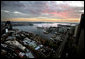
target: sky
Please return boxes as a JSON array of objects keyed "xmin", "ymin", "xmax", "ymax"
[{"xmin": 1, "ymin": 1, "xmax": 84, "ymax": 22}]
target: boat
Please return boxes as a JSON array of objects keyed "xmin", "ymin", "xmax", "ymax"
[
  {"xmin": 51, "ymin": 34, "xmax": 56, "ymax": 38},
  {"xmin": 43, "ymin": 30, "xmax": 49, "ymax": 34}
]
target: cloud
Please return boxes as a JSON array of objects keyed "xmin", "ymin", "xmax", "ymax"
[
  {"xmin": 79, "ymin": 10, "xmax": 84, "ymax": 13},
  {"xmin": 2, "ymin": 10, "xmax": 10, "ymax": 13},
  {"xmin": 13, "ymin": 11, "xmax": 28, "ymax": 15},
  {"xmin": 55, "ymin": 1, "xmax": 84, "ymax": 7},
  {"xmin": 68, "ymin": 1, "xmax": 84, "ymax": 7},
  {"xmin": 1, "ymin": 1, "xmax": 84, "ymax": 21}
]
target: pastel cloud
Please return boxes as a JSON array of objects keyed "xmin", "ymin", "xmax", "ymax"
[{"xmin": 1, "ymin": 1, "xmax": 84, "ymax": 22}]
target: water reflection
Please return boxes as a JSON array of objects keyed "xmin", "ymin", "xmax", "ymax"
[{"xmin": 13, "ymin": 23, "xmax": 77, "ymax": 40}]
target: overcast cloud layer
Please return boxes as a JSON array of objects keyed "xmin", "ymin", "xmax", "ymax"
[{"xmin": 1, "ymin": 1, "xmax": 84, "ymax": 21}]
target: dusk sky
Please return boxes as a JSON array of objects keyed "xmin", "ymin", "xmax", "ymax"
[{"xmin": 1, "ymin": 1, "xmax": 84, "ymax": 22}]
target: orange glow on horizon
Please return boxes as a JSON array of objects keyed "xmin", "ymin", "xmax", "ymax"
[{"xmin": 2, "ymin": 18, "xmax": 80, "ymax": 22}]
